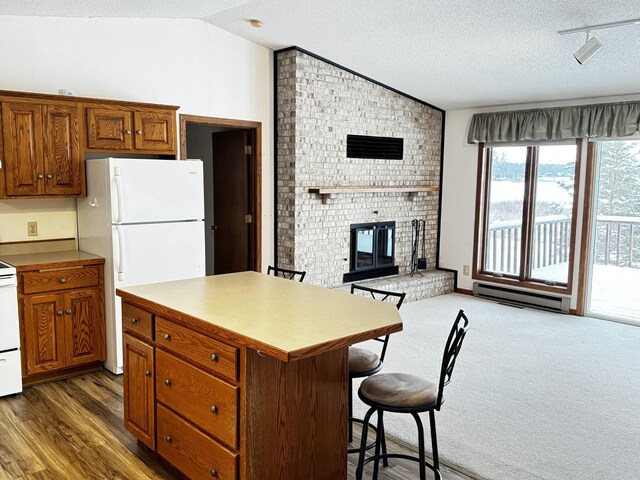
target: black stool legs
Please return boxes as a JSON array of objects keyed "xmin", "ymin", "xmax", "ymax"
[{"xmin": 355, "ymin": 406, "xmax": 442, "ymax": 480}]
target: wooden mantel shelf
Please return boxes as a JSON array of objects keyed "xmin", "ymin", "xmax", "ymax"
[{"xmin": 308, "ymin": 186, "xmax": 440, "ymax": 194}]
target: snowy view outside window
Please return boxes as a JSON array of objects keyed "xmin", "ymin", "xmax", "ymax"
[{"xmin": 484, "ymin": 145, "xmax": 576, "ymax": 284}]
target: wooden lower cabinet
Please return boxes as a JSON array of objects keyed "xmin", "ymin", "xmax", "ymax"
[
  {"xmin": 121, "ymin": 300, "xmax": 348, "ymax": 480},
  {"xmin": 18, "ymin": 258, "xmax": 106, "ymax": 385},
  {"xmin": 123, "ymin": 333, "xmax": 155, "ymax": 450}
]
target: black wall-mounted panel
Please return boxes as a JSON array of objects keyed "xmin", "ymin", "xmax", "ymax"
[{"xmin": 346, "ymin": 134, "xmax": 403, "ymax": 160}]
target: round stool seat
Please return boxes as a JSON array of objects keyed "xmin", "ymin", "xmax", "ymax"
[
  {"xmin": 360, "ymin": 373, "xmax": 438, "ymax": 409},
  {"xmin": 349, "ymin": 346, "xmax": 381, "ymax": 375}
]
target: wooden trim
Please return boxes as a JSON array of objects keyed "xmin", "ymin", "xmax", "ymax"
[
  {"xmin": 0, "ymin": 237, "xmax": 76, "ymax": 246},
  {"xmin": 22, "ymin": 361, "xmax": 103, "ymax": 387},
  {"xmin": 308, "ymin": 186, "xmax": 439, "ymax": 194},
  {"xmin": 472, "ymin": 272, "xmax": 572, "ymax": 295},
  {"xmin": 576, "ymin": 141, "xmax": 597, "ymax": 316},
  {"xmin": 472, "ymin": 144, "xmax": 486, "ymax": 278},
  {"xmin": 0, "ymin": 89, "xmax": 178, "ymax": 110},
  {"xmin": 520, "ymin": 146, "xmax": 536, "ymax": 282},
  {"xmin": 456, "ymin": 287, "xmax": 474, "ymax": 296},
  {"xmin": 179, "ymin": 114, "xmax": 263, "ymax": 273}
]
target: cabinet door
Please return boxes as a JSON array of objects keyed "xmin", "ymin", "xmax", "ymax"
[
  {"xmin": 133, "ymin": 110, "xmax": 175, "ymax": 152},
  {"xmin": 2, "ymin": 102, "xmax": 44, "ymax": 196},
  {"xmin": 63, "ymin": 288, "xmax": 105, "ymax": 367},
  {"xmin": 23, "ymin": 293, "xmax": 65, "ymax": 375},
  {"xmin": 86, "ymin": 107, "xmax": 132, "ymax": 150},
  {"xmin": 43, "ymin": 103, "xmax": 82, "ymax": 195},
  {"xmin": 123, "ymin": 333, "xmax": 155, "ymax": 450}
]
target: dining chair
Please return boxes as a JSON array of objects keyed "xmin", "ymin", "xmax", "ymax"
[
  {"xmin": 355, "ymin": 309, "xmax": 470, "ymax": 480},
  {"xmin": 266, "ymin": 265, "xmax": 307, "ymax": 282},
  {"xmin": 348, "ymin": 284, "xmax": 406, "ymax": 458}
]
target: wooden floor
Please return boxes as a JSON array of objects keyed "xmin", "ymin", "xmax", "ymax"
[{"xmin": 0, "ymin": 371, "xmax": 474, "ymax": 480}]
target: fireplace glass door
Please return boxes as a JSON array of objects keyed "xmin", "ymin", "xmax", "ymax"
[{"xmin": 346, "ymin": 222, "xmax": 398, "ymax": 282}]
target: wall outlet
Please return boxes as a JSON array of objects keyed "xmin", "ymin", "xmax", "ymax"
[
  {"xmin": 27, "ymin": 221, "xmax": 38, "ymax": 237},
  {"xmin": 463, "ymin": 264, "xmax": 470, "ymax": 276}
]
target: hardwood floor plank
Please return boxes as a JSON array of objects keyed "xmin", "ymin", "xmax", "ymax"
[{"xmin": 0, "ymin": 371, "xmax": 476, "ymax": 480}]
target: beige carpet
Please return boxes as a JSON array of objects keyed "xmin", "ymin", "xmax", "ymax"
[{"xmin": 352, "ymin": 294, "xmax": 640, "ymax": 480}]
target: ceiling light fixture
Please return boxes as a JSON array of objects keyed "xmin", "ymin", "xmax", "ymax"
[
  {"xmin": 558, "ymin": 17, "xmax": 640, "ymax": 65},
  {"xmin": 249, "ymin": 18, "xmax": 263, "ymax": 28},
  {"xmin": 573, "ymin": 31, "xmax": 603, "ymax": 64}
]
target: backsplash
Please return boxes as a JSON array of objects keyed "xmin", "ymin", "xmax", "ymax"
[
  {"xmin": 275, "ymin": 49, "xmax": 443, "ymax": 287},
  {"xmin": 0, "ymin": 198, "xmax": 77, "ymax": 243}
]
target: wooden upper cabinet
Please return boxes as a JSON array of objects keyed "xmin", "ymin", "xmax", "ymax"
[
  {"xmin": 86, "ymin": 106, "xmax": 177, "ymax": 155},
  {"xmin": 2, "ymin": 102, "xmax": 45, "ymax": 196},
  {"xmin": 86, "ymin": 107, "xmax": 133, "ymax": 150},
  {"xmin": 1, "ymin": 99, "xmax": 83, "ymax": 197},
  {"xmin": 134, "ymin": 110, "xmax": 175, "ymax": 152},
  {"xmin": 43, "ymin": 104, "xmax": 82, "ymax": 195}
]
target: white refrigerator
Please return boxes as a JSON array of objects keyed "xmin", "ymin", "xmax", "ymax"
[{"xmin": 77, "ymin": 158, "xmax": 205, "ymax": 374}]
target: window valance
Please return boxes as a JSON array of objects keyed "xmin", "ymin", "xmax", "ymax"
[{"xmin": 467, "ymin": 101, "xmax": 640, "ymax": 144}]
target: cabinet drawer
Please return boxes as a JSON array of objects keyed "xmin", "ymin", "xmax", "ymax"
[
  {"xmin": 157, "ymin": 404, "xmax": 237, "ymax": 480},
  {"xmin": 156, "ymin": 318, "xmax": 238, "ymax": 381},
  {"xmin": 22, "ymin": 266, "xmax": 99, "ymax": 294},
  {"xmin": 122, "ymin": 302, "xmax": 154, "ymax": 341},
  {"xmin": 156, "ymin": 350, "xmax": 238, "ymax": 448}
]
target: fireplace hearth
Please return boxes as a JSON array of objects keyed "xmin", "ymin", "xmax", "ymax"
[{"xmin": 344, "ymin": 221, "xmax": 399, "ymax": 283}]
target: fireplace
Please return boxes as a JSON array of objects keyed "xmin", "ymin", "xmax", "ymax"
[{"xmin": 343, "ymin": 221, "xmax": 399, "ymax": 283}]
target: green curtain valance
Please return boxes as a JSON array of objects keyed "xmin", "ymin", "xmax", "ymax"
[{"xmin": 467, "ymin": 101, "xmax": 640, "ymax": 144}]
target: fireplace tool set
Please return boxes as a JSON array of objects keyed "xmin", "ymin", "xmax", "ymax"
[{"xmin": 410, "ymin": 219, "xmax": 427, "ymax": 276}]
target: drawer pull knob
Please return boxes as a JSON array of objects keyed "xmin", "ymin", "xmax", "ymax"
[
  {"xmin": 164, "ymin": 333, "xmax": 171, "ymax": 341},
  {"xmin": 165, "ymin": 435, "xmax": 172, "ymax": 443},
  {"xmin": 210, "ymin": 405, "xmax": 218, "ymax": 414},
  {"xmin": 124, "ymin": 130, "xmax": 132, "ymax": 135},
  {"xmin": 57, "ymin": 310, "xmax": 63, "ymax": 317},
  {"xmin": 65, "ymin": 309, "xmax": 72, "ymax": 315},
  {"xmin": 164, "ymin": 379, "xmax": 171, "ymax": 387},
  {"xmin": 131, "ymin": 318, "xmax": 138, "ymax": 325},
  {"xmin": 136, "ymin": 130, "xmax": 143, "ymax": 135},
  {"xmin": 145, "ymin": 370, "xmax": 151, "ymax": 377},
  {"xmin": 210, "ymin": 469, "xmax": 218, "ymax": 477},
  {"xmin": 46, "ymin": 173, "xmax": 53, "ymax": 179},
  {"xmin": 210, "ymin": 353, "xmax": 218, "ymax": 362},
  {"xmin": 59, "ymin": 278, "xmax": 67, "ymax": 284}
]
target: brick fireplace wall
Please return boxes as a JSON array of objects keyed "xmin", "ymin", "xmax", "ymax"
[{"xmin": 276, "ymin": 49, "xmax": 445, "ymax": 288}]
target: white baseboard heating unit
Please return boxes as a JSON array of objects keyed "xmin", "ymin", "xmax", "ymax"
[{"xmin": 473, "ymin": 282, "xmax": 570, "ymax": 313}]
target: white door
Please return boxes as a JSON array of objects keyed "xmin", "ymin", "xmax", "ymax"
[{"xmin": 109, "ymin": 158, "xmax": 204, "ymax": 224}]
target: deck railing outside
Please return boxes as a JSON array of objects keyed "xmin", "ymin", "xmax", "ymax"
[{"xmin": 485, "ymin": 215, "xmax": 640, "ymax": 274}]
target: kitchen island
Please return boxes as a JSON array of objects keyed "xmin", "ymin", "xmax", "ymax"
[{"xmin": 116, "ymin": 271, "xmax": 402, "ymax": 480}]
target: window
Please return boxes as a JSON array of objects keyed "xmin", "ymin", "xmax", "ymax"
[{"xmin": 474, "ymin": 141, "xmax": 581, "ymax": 292}]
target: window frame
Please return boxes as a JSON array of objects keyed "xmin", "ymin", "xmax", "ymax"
[{"xmin": 472, "ymin": 139, "xmax": 582, "ymax": 295}]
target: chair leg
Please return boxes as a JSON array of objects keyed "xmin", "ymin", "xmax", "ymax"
[
  {"xmin": 429, "ymin": 410, "xmax": 440, "ymax": 472},
  {"xmin": 348, "ymin": 377, "xmax": 353, "ymax": 442},
  {"xmin": 372, "ymin": 410, "xmax": 384, "ymax": 480},
  {"xmin": 356, "ymin": 407, "xmax": 376, "ymax": 480},
  {"xmin": 412, "ymin": 412, "xmax": 427, "ymax": 480},
  {"xmin": 379, "ymin": 413, "xmax": 389, "ymax": 467}
]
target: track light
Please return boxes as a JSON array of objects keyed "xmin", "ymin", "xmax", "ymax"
[
  {"xmin": 574, "ymin": 32, "xmax": 603, "ymax": 64},
  {"xmin": 558, "ymin": 17, "xmax": 640, "ymax": 64}
]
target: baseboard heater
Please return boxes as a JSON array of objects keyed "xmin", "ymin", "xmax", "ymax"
[{"xmin": 473, "ymin": 282, "xmax": 570, "ymax": 313}]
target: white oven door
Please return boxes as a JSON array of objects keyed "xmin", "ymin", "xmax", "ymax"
[{"xmin": 0, "ymin": 275, "xmax": 19, "ymax": 352}]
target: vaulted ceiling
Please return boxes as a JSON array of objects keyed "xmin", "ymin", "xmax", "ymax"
[{"xmin": 2, "ymin": 0, "xmax": 640, "ymax": 110}]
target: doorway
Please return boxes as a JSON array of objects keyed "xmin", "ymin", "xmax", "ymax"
[
  {"xmin": 181, "ymin": 115, "xmax": 261, "ymax": 276},
  {"xmin": 585, "ymin": 139, "xmax": 640, "ymax": 325}
]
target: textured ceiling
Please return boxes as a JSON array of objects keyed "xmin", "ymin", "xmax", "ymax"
[{"xmin": 2, "ymin": 0, "xmax": 640, "ymax": 110}]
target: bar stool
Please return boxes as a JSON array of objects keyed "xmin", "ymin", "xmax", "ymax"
[
  {"xmin": 355, "ymin": 309, "xmax": 470, "ymax": 480},
  {"xmin": 267, "ymin": 265, "xmax": 307, "ymax": 282},
  {"xmin": 348, "ymin": 284, "xmax": 406, "ymax": 456}
]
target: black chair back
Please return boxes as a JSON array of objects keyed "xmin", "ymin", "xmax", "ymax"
[
  {"xmin": 267, "ymin": 265, "xmax": 307, "ymax": 282},
  {"xmin": 436, "ymin": 309, "xmax": 470, "ymax": 409},
  {"xmin": 350, "ymin": 284, "xmax": 406, "ymax": 363}
]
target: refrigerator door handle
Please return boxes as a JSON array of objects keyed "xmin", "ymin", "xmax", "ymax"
[
  {"xmin": 114, "ymin": 166, "xmax": 124, "ymax": 224},
  {"xmin": 115, "ymin": 226, "xmax": 126, "ymax": 281}
]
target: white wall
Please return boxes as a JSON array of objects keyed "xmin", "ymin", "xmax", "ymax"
[
  {"xmin": 0, "ymin": 16, "xmax": 273, "ymax": 268},
  {"xmin": 441, "ymin": 93, "xmax": 640, "ymax": 307}
]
